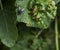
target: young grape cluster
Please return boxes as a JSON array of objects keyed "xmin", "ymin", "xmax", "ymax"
[{"xmin": 28, "ymin": 0, "xmax": 57, "ymax": 28}]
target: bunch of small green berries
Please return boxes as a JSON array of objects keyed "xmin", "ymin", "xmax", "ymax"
[{"xmin": 28, "ymin": 0, "xmax": 57, "ymax": 28}]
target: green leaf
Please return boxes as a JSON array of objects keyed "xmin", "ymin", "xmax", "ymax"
[
  {"xmin": 16, "ymin": 0, "xmax": 29, "ymax": 8},
  {"xmin": 0, "ymin": 10, "xmax": 18, "ymax": 47},
  {"xmin": 17, "ymin": 9, "xmax": 31, "ymax": 23},
  {"xmin": 0, "ymin": 0, "xmax": 18, "ymax": 47},
  {"xmin": 16, "ymin": 0, "xmax": 31, "ymax": 23}
]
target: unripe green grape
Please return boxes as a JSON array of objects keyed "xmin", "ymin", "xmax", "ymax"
[
  {"xmin": 33, "ymin": 5, "xmax": 38, "ymax": 13},
  {"xmin": 28, "ymin": 0, "xmax": 35, "ymax": 10},
  {"xmin": 38, "ymin": 4, "xmax": 45, "ymax": 11},
  {"xmin": 28, "ymin": 0, "xmax": 57, "ymax": 28},
  {"xmin": 36, "ymin": 13, "xmax": 41, "ymax": 18},
  {"xmin": 49, "ymin": 1, "xmax": 55, "ymax": 6},
  {"xmin": 36, "ymin": 0, "xmax": 51, "ymax": 4}
]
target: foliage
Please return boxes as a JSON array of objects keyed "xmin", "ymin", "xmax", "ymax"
[
  {"xmin": 0, "ymin": 0, "xmax": 60, "ymax": 50},
  {"xmin": 16, "ymin": 0, "xmax": 57, "ymax": 29}
]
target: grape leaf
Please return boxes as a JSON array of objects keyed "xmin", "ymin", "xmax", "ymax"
[
  {"xmin": 15, "ymin": 0, "xmax": 29, "ymax": 8},
  {"xmin": 0, "ymin": 10, "xmax": 18, "ymax": 47},
  {"xmin": 0, "ymin": 0, "xmax": 18, "ymax": 47}
]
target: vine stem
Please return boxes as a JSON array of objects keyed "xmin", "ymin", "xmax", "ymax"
[
  {"xmin": 55, "ymin": 17, "xmax": 59, "ymax": 50},
  {"xmin": 0, "ymin": 0, "xmax": 3, "ymax": 10},
  {"xmin": 36, "ymin": 29, "xmax": 43, "ymax": 38}
]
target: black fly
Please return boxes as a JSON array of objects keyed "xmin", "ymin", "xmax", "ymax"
[{"xmin": 17, "ymin": 7, "xmax": 24, "ymax": 15}]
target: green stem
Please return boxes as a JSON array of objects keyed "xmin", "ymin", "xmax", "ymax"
[
  {"xmin": 0, "ymin": 0, "xmax": 3, "ymax": 10},
  {"xmin": 36, "ymin": 29, "xmax": 43, "ymax": 38},
  {"xmin": 55, "ymin": 18, "xmax": 59, "ymax": 50}
]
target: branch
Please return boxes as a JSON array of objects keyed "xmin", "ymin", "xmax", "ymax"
[{"xmin": 55, "ymin": 17, "xmax": 59, "ymax": 50}]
